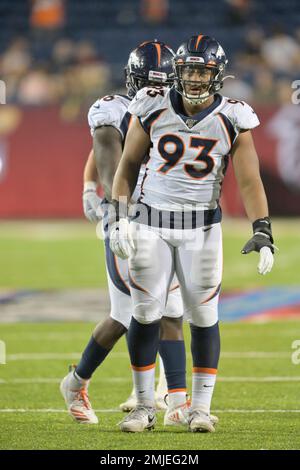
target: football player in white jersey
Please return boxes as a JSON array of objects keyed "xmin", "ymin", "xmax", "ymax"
[
  {"xmin": 110, "ymin": 34, "xmax": 275, "ymax": 433},
  {"xmin": 60, "ymin": 41, "xmax": 190, "ymax": 426}
]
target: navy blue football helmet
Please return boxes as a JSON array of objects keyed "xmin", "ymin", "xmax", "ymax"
[
  {"xmin": 125, "ymin": 40, "xmax": 175, "ymax": 98},
  {"xmin": 173, "ymin": 35, "xmax": 228, "ymax": 104}
]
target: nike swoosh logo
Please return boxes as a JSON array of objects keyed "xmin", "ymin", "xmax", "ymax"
[
  {"xmin": 93, "ymin": 104, "xmax": 100, "ymax": 109},
  {"xmin": 203, "ymin": 226, "xmax": 212, "ymax": 232},
  {"xmin": 203, "ymin": 385, "xmax": 214, "ymax": 388}
]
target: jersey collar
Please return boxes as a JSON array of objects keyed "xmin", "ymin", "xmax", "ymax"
[
  {"xmin": 169, "ymin": 88, "xmax": 222, "ymax": 128},
  {"xmin": 116, "ymin": 93, "xmax": 132, "ymax": 101}
]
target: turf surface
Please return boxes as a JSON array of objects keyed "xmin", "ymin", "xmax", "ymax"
[
  {"xmin": 1, "ymin": 321, "xmax": 300, "ymax": 450},
  {"xmin": 0, "ymin": 218, "xmax": 299, "ymax": 290},
  {"xmin": 0, "ymin": 219, "xmax": 299, "ymax": 450}
]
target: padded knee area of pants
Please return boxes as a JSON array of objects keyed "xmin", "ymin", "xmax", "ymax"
[
  {"xmin": 110, "ymin": 312, "xmax": 131, "ymax": 330},
  {"xmin": 164, "ymin": 288, "xmax": 184, "ymax": 318},
  {"xmin": 133, "ymin": 300, "xmax": 163, "ymax": 325},
  {"xmin": 186, "ymin": 304, "xmax": 218, "ymax": 328}
]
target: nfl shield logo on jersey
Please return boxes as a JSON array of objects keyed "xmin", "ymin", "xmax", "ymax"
[{"xmin": 185, "ymin": 118, "xmax": 198, "ymax": 129}]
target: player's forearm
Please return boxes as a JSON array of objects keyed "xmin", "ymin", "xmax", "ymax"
[
  {"xmin": 112, "ymin": 158, "xmax": 140, "ymax": 203},
  {"xmin": 93, "ymin": 127, "xmax": 122, "ymax": 200},
  {"xmin": 238, "ymin": 177, "xmax": 269, "ymax": 222},
  {"xmin": 96, "ymin": 160, "xmax": 116, "ymax": 200},
  {"xmin": 232, "ymin": 131, "xmax": 269, "ymax": 222},
  {"xmin": 83, "ymin": 149, "xmax": 98, "ymax": 184},
  {"xmin": 112, "ymin": 117, "xmax": 149, "ymax": 204}
]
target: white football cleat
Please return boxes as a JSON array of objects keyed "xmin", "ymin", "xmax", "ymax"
[
  {"xmin": 188, "ymin": 408, "xmax": 216, "ymax": 433},
  {"xmin": 164, "ymin": 399, "xmax": 191, "ymax": 426},
  {"xmin": 119, "ymin": 390, "xmax": 168, "ymax": 412},
  {"xmin": 119, "ymin": 389, "xmax": 137, "ymax": 412},
  {"xmin": 118, "ymin": 405, "xmax": 156, "ymax": 432},
  {"xmin": 210, "ymin": 414, "xmax": 219, "ymax": 426},
  {"xmin": 60, "ymin": 368, "xmax": 98, "ymax": 424}
]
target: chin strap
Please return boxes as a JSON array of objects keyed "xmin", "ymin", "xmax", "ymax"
[
  {"xmin": 185, "ymin": 92, "xmax": 210, "ymax": 105},
  {"xmin": 186, "ymin": 98, "xmax": 209, "ymax": 105}
]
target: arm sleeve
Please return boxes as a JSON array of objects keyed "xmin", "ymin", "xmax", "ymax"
[
  {"xmin": 88, "ymin": 96, "xmax": 128, "ymax": 138},
  {"xmin": 128, "ymin": 87, "xmax": 167, "ymax": 134},
  {"xmin": 232, "ymin": 101, "xmax": 260, "ymax": 131}
]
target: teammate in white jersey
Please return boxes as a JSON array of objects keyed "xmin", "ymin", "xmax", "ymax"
[
  {"xmin": 110, "ymin": 34, "xmax": 275, "ymax": 433},
  {"xmin": 60, "ymin": 41, "xmax": 190, "ymax": 426}
]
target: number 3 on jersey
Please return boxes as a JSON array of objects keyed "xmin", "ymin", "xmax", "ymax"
[{"xmin": 157, "ymin": 134, "xmax": 217, "ymax": 179}]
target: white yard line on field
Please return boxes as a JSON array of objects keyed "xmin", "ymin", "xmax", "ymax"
[
  {"xmin": 2, "ymin": 330, "xmax": 298, "ymax": 340},
  {"xmin": 221, "ymin": 352, "xmax": 291, "ymax": 358},
  {"xmin": 0, "ymin": 377, "xmax": 131, "ymax": 384},
  {"xmin": 0, "ymin": 408, "xmax": 299, "ymax": 414},
  {"xmin": 214, "ymin": 409, "xmax": 300, "ymax": 413},
  {"xmin": 7, "ymin": 353, "xmax": 82, "ymax": 361},
  {"xmin": 1, "ymin": 376, "xmax": 300, "ymax": 384},
  {"xmin": 5, "ymin": 351, "xmax": 291, "ymax": 361},
  {"xmin": 0, "ymin": 408, "xmax": 118, "ymax": 413}
]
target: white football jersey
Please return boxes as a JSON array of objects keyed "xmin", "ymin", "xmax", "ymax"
[
  {"xmin": 88, "ymin": 93, "xmax": 146, "ymax": 201},
  {"xmin": 128, "ymin": 87, "xmax": 260, "ymax": 210}
]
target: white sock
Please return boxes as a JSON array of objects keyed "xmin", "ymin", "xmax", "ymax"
[
  {"xmin": 132, "ymin": 365, "xmax": 156, "ymax": 408},
  {"xmin": 168, "ymin": 390, "xmax": 187, "ymax": 409},
  {"xmin": 192, "ymin": 370, "xmax": 217, "ymax": 413},
  {"xmin": 70, "ymin": 371, "xmax": 87, "ymax": 389}
]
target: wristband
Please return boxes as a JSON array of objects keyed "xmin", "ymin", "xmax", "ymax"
[
  {"xmin": 110, "ymin": 199, "xmax": 128, "ymax": 222},
  {"xmin": 83, "ymin": 181, "xmax": 97, "ymax": 192},
  {"xmin": 252, "ymin": 217, "xmax": 273, "ymax": 243}
]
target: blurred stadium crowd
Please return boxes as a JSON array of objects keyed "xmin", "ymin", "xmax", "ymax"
[{"xmin": 0, "ymin": 0, "xmax": 299, "ymax": 119}]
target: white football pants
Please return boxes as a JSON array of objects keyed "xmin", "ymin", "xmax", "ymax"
[{"xmin": 128, "ymin": 222, "xmax": 222, "ymax": 327}]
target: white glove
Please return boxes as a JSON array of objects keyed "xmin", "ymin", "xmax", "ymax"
[
  {"xmin": 257, "ymin": 246, "xmax": 274, "ymax": 275},
  {"xmin": 83, "ymin": 182, "xmax": 103, "ymax": 223},
  {"xmin": 109, "ymin": 219, "xmax": 136, "ymax": 260}
]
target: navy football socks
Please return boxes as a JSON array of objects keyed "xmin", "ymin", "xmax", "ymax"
[
  {"xmin": 76, "ymin": 336, "xmax": 111, "ymax": 380},
  {"xmin": 190, "ymin": 321, "xmax": 220, "ymax": 370},
  {"xmin": 158, "ymin": 339, "xmax": 186, "ymax": 392}
]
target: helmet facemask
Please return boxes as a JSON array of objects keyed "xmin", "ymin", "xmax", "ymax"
[
  {"xmin": 124, "ymin": 66, "xmax": 138, "ymax": 98},
  {"xmin": 174, "ymin": 63, "xmax": 225, "ymax": 105},
  {"xmin": 125, "ymin": 67, "xmax": 173, "ymax": 98}
]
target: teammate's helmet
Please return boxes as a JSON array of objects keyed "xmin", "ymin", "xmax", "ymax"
[
  {"xmin": 173, "ymin": 35, "xmax": 228, "ymax": 105},
  {"xmin": 125, "ymin": 40, "xmax": 175, "ymax": 98}
]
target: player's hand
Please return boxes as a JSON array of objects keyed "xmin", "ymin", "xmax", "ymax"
[
  {"xmin": 109, "ymin": 219, "xmax": 136, "ymax": 259},
  {"xmin": 83, "ymin": 182, "xmax": 103, "ymax": 223},
  {"xmin": 241, "ymin": 217, "xmax": 275, "ymax": 275}
]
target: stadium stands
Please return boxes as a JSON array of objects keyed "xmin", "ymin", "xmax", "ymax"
[{"xmin": 0, "ymin": 0, "xmax": 299, "ymax": 106}]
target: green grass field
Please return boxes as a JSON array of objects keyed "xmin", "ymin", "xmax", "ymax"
[
  {"xmin": 0, "ymin": 219, "xmax": 299, "ymax": 450},
  {"xmin": 0, "ymin": 218, "xmax": 299, "ymax": 290},
  {"xmin": 1, "ymin": 322, "xmax": 300, "ymax": 450}
]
